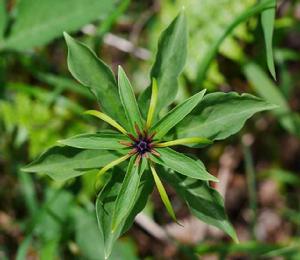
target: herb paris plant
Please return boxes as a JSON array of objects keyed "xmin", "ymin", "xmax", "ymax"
[{"xmin": 23, "ymin": 12, "xmax": 276, "ymax": 259}]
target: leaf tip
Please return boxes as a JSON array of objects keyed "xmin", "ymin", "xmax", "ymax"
[
  {"xmin": 63, "ymin": 31, "xmax": 71, "ymax": 42},
  {"xmin": 210, "ymin": 175, "xmax": 219, "ymax": 183}
]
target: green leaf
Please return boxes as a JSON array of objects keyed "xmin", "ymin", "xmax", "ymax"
[
  {"xmin": 118, "ymin": 66, "xmax": 143, "ymax": 132},
  {"xmin": 176, "ymin": 92, "xmax": 277, "ymax": 141},
  {"xmin": 111, "ymin": 157, "xmax": 146, "ymax": 232},
  {"xmin": 0, "ymin": 0, "xmax": 7, "ymax": 40},
  {"xmin": 151, "ymin": 148, "xmax": 218, "ymax": 182},
  {"xmin": 0, "ymin": 0, "xmax": 114, "ymax": 50},
  {"xmin": 139, "ymin": 11, "xmax": 187, "ymax": 116},
  {"xmin": 159, "ymin": 169, "xmax": 238, "ymax": 243},
  {"xmin": 151, "ymin": 90, "xmax": 206, "ymax": 139},
  {"xmin": 196, "ymin": 0, "xmax": 276, "ymax": 84},
  {"xmin": 64, "ymin": 33, "xmax": 127, "ymax": 127},
  {"xmin": 22, "ymin": 146, "xmax": 126, "ymax": 181},
  {"xmin": 96, "ymin": 167, "xmax": 153, "ymax": 258},
  {"xmin": 58, "ymin": 132, "xmax": 129, "ymax": 150},
  {"xmin": 244, "ymin": 62, "xmax": 300, "ymax": 136},
  {"xmin": 261, "ymin": 0, "xmax": 277, "ymax": 80}
]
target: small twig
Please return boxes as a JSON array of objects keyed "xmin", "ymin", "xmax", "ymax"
[
  {"xmin": 135, "ymin": 212, "xmax": 170, "ymax": 242},
  {"xmin": 81, "ymin": 25, "xmax": 151, "ymax": 60}
]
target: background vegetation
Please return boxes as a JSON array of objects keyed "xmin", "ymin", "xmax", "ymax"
[{"xmin": 1, "ymin": 0, "xmax": 300, "ymax": 259}]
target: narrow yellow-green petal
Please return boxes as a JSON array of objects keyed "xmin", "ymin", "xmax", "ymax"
[
  {"xmin": 84, "ymin": 110, "xmax": 127, "ymax": 135},
  {"xmin": 98, "ymin": 153, "xmax": 131, "ymax": 176},
  {"xmin": 149, "ymin": 161, "xmax": 179, "ymax": 223},
  {"xmin": 146, "ymin": 78, "xmax": 158, "ymax": 129},
  {"xmin": 155, "ymin": 137, "xmax": 212, "ymax": 147}
]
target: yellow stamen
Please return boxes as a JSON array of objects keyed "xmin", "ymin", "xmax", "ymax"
[
  {"xmin": 146, "ymin": 78, "xmax": 158, "ymax": 129},
  {"xmin": 155, "ymin": 137, "xmax": 212, "ymax": 147},
  {"xmin": 84, "ymin": 110, "xmax": 127, "ymax": 135}
]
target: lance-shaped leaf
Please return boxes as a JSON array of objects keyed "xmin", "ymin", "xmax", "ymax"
[
  {"xmin": 139, "ymin": 11, "xmax": 187, "ymax": 117},
  {"xmin": 150, "ymin": 148, "xmax": 218, "ymax": 182},
  {"xmin": 159, "ymin": 168, "xmax": 238, "ymax": 243},
  {"xmin": 96, "ymin": 167, "xmax": 153, "ymax": 258},
  {"xmin": 64, "ymin": 33, "xmax": 127, "ymax": 127},
  {"xmin": 118, "ymin": 66, "xmax": 143, "ymax": 132},
  {"xmin": 261, "ymin": 0, "xmax": 277, "ymax": 80},
  {"xmin": 151, "ymin": 90, "xmax": 206, "ymax": 139},
  {"xmin": 111, "ymin": 157, "xmax": 146, "ymax": 232},
  {"xmin": 176, "ymin": 92, "xmax": 277, "ymax": 141},
  {"xmin": 58, "ymin": 132, "xmax": 129, "ymax": 150},
  {"xmin": 22, "ymin": 146, "xmax": 126, "ymax": 181}
]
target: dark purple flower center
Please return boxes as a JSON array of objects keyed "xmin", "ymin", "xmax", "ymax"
[{"xmin": 134, "ymin": 139, "xmax": 151, "ymax": 155}]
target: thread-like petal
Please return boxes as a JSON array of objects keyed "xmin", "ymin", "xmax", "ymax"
[
  {"xmin": 146, "ymin": 78, "xmax": 158, "ymax": 129},
  {"xmin": 84, "ymin": 110, "xmax": 127, "ymax": 135},
  {"xmin": 155, "ymin": 137, "xmax": 212, "ymax": 147}
]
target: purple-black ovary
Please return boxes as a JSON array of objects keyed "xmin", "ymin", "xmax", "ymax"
[{"xmin": 134, "ymin": 139, "xmax": 151, "ymax": 155}]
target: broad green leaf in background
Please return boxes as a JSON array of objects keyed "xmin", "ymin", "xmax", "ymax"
[
  {"xmin": 111, "ymin": 158, "xmax": 146, "ymax": 232},
  {"xmin": 0, "ymin": 0, "xmax": 7, "ymax": 40},
  {"xmin": 159, "ymin": 169, "xmax": 238, "ymax": 243},
  {"xmin": 244, "ymin": 62, "xmax": 300, "ymax": 136},
  {"xmin": 96, "ymin": 168, "xmax": 153, "ymax": 258},
  {"xmin": 151, "ymin": 90, "xmax": 206, "ymax": 139},
  {"xmin": 151, "ymin": 148, "xmax": 218, "ymax": 182},
  {"xmin": 64, "ymin": 33, "xmax": 128, "ymax": 127},
  {"xmin": 196, "ymin": 0, "xmax": 276, "ymax": 85},
  {"xmin": 139, "ymin": 11, "xmax": 187, "ymax": 117},
  {"xmin": 196, "ymin": 241, "xmax": 284, "ymax": 257},
  {"xmin": 176, "ymin": 92, "xmax": 277, "ymax": 141},
  {"xmin": 0, "ymin": 0, "xmax": 114, "ymax": 50},
  {"xmin": 73, "ymin": 207, "xmax": 105, "ymax": 259},
  {"xmin": 153, "ymin": 0, "xmax": 255, "ymax": 88},
  {"xmin": 118, "ymin": 66, "xmax": 143, "ymax": 132},
  {"xmin": 58, "ymin": 132, "xmax": 129, "ymax": 150},
  {"xmin": 36, "ymin": 72, "xmax": 94, "ymax": 99},
  {"xmin": 261, "ymin": 0, "xmax": 277, "ymax": 80},
  {"xmin": 22, "ymin": 147, "xmax": 126, "ymax": 181}
]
